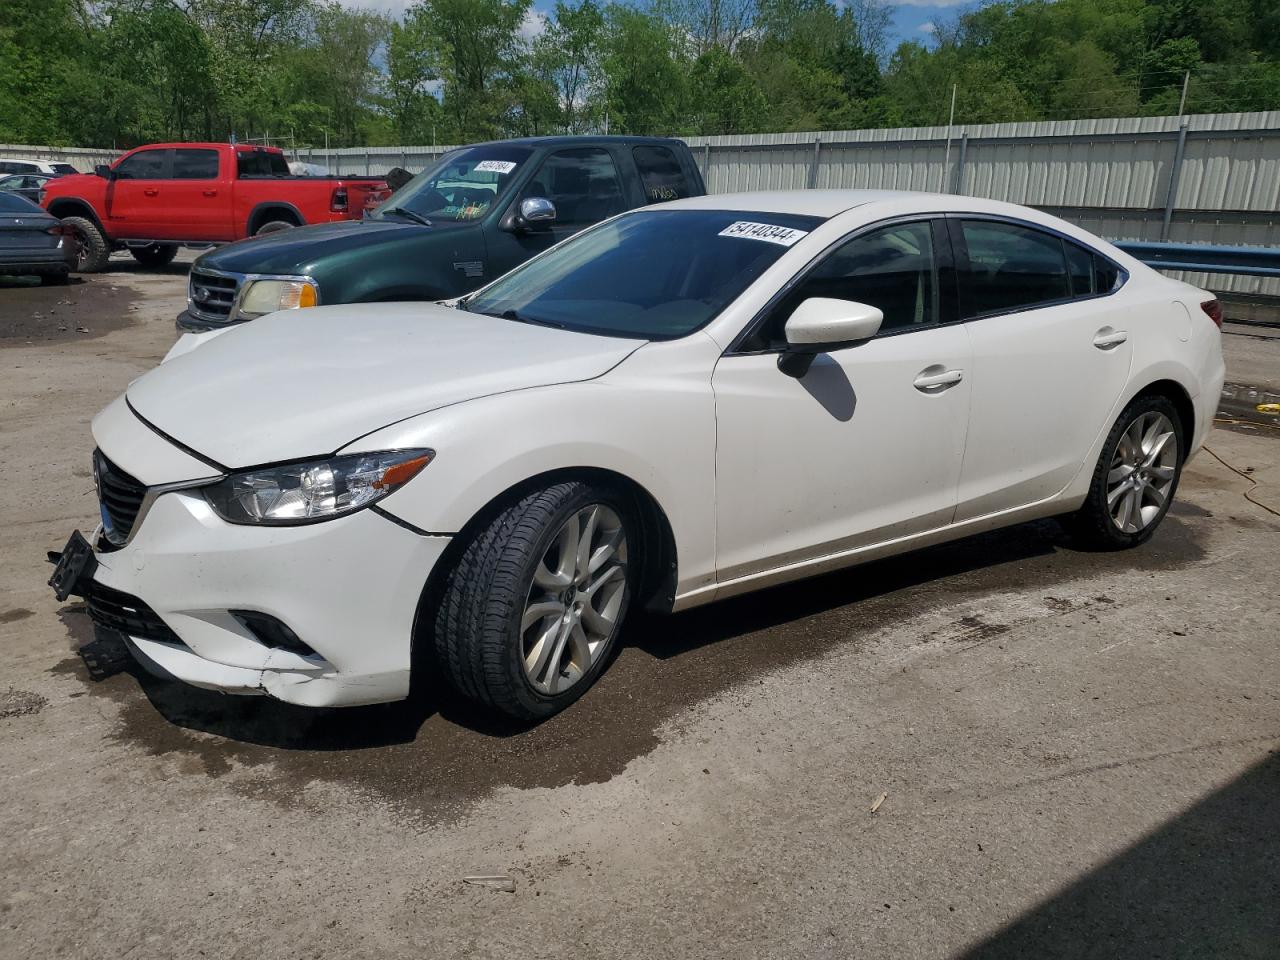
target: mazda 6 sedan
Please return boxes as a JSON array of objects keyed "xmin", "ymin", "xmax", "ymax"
[{"xmin": 49, "ymin": 190, "xmax": 1226, "ymax": 720}]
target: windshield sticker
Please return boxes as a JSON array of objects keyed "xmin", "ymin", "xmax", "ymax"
[
  {"xmin": 474, "ymin": 160, "xmax": 518, "ymax": 174},
  {"xmin": 718, "ymin": 221, "xmax": 809, "ymax": 246}
]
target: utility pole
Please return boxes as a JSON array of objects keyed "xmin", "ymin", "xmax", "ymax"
[
  {"xmin": 940, "ymin": 83, "xmax": 958, "ymax": 193},
  {"xmin": 1178, "ymin": 70, "xmax": 1191, "ymax": 117}
]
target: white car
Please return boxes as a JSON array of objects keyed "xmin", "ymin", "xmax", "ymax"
[
  {"xmin": 0, "ymin": 157, "xmax": 79, "ymax": 177},
  {"xmin": 49, "ymin": 190, "xmax": 1226, "ymax": 720}
]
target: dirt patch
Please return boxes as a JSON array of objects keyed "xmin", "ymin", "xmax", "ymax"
[
  {"xmin": 0, "ymin": 274, "xmax": 138, "ymax": 344},
  {"xmin": 0, "ymin": 687, "xmax": 48, "ymax": 719},
  {"xmin": 50, "ymin": 514, "xmax": 1207, "ymax": 824}
]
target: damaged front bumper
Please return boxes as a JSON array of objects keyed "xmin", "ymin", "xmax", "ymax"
[{"xmin": 50, "ymin": 490, "xmax": 450, "ymax": 708}]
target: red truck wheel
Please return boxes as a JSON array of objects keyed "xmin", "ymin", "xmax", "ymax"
[
  {"xmin": 63, "ymin": 216, "xmax": 110, "ymax": 273},
  {"xmin": 130, "ymin": 244, "xmax": 179, "ymax": 268},
  {"xmin": 256, "ymin": 220, "xmax": 296, "ymax": 236}
]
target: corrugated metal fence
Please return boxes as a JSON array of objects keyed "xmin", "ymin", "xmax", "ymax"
[{"xmin": 5, "ymin": 110, "xmax": 1279, "ymax": 297}]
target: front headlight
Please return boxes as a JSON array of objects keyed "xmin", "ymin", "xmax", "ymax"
[
  {"xmin": 237, "ymin": 278, "xmax": 319, "ymax": 319},
  {"xmin": 204, "ymin": 450, "xmax": 432, "ymax": 525}
]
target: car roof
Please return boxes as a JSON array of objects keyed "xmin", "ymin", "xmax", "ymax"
[
  {"xmin": 467, "ymin": 135, "xmax": 687, "ymax": 150},
  {"xmin": 658, "ymin": 190, "xmax": 924, "ymax": 218}
]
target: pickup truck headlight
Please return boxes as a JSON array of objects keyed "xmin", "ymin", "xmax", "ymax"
[
  {"xmin": 237, "ymin": 278, "xmax": 319, "ymax": 319},
  {"xmin": 204, "ymin": 450, "xmax": 432, "ymax": 525}
]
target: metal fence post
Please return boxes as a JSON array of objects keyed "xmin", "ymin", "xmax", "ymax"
[
  {"xmin": 365, "ymin": 150, "xmax": 371, "ymax": 176},
  {"xmin": 951, "ymin": 133, "xmax": 969, "ymax": 195},
  {"xmin": 1161, "ymin": 119, "xmax": 1189, "ymax": 241},
  {"xmin": 808, "ymin": 137, "xmax": 822, "ymax": 189}
]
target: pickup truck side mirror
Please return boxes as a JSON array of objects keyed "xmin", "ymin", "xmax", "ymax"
[
  {"xmin": 502, "ymin": 196, "xmax": 557, "ymax": 233},
  {"xmin": 778, "ymin": 297, "xmax": 883, "ymax": 377},
  {"xmin": 94, "ymin": 164, "xmax": 114, "ymax": 180}
]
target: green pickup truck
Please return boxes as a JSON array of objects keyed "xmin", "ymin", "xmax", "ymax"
[{"xmin": 178, "ymin": 135, "xmax": 706, "ymax": 331}]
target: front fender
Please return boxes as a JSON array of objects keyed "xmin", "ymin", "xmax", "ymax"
[{"xmin": 341, "ymin": 336, "xmax": 721, "ymax": 601}]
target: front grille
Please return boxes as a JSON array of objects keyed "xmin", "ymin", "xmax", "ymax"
[
  {"xmin": 94, "ymin": 450, "xmax": 147, "ymax": 548},
  {"xmin": 187, "ymin": 269, "xmax": 241, "ymax": 323},
  {"xmin": 88, "ymin": 583, "xmax": 182, "ymax": 645}
]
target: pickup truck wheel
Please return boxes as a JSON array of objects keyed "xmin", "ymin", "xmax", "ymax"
[
  {"xmin": 255, "ymin": 220, "xmax": 296, "ymax": 236},
  {"xmin": 130, "ymin": 243, "xmax": 178, "ymax": 268},
  {"xmin": 63, "ymin": 216, "xmax": 110, "ymax": 273}
]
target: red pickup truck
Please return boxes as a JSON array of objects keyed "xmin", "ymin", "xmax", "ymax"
[{"xmin": 41, "ymin": 142, "xmax": 388, "ymax": 272}]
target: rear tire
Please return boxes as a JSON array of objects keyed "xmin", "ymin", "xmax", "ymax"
[
  {"xmin": 62, "ymin": 216, "xmax": 110, "ymax": 273},
  {"xmin": 129, "ymin": 243, "xmax": 178, "ymax": 268},
  {"xmin": 432, "ymin": 481, "xmax": 636, "ymax": 722},
  {"xmin": 255, "ymin": 219, "xmax": 296, "ymax": 236},
  {"xmin": 1067, "ymin": 394, "xmax": 1185, "ymax": 550}
]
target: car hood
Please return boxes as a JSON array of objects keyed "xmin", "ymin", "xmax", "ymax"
[
  {"xmin": 127, "ymin": 303, "xmax": 645, "ymax": 468},
  {"xmin": 194, "ymin": 218, "xmax": 468, "ymax": 275}
]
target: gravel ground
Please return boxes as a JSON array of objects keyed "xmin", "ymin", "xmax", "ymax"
[{"xmin": 1, "ymin": 264, "xmax": 1277, "ymax": 959}]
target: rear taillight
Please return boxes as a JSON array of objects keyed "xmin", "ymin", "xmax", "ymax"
[
  {"xmin": 330, "ymin": 186, "xmax": 348, "ymax": 213},
  {"xmin": 1200, "ymin": 299, "xmax": 1224, "ymax": 329},
  {"xmin": 45, "ymin": 224, "xmax": 73, "ymax": 236}
]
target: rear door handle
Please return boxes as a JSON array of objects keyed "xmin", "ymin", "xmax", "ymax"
[
  {"xmin": 1093, "ymin": 328, "xmax": 1128, "ymax": 349},
  {"xmin": 143, "ymin": 188, "xmax": 159, "ymax": 197},
  {"xmin": 202, "ymin": 189, "xmax": 217, "ymax": 197},
  {"xmin": 914, "ymin": 367, "xmax": 964, "ymax": 392}
]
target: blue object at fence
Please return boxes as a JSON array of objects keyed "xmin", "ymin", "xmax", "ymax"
[{"xmin": 1114, "ymin": 241, "xmax": 1280, "ymax": 278}]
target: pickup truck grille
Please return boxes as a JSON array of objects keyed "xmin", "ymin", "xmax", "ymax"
[{"xmin": 188, "ymin": 269, "xmax": 241, "ymax": 323}]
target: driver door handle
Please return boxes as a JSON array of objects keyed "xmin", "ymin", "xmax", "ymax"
[
  {"xmin": 914, "ymin": 367, "xmax": 964, "ymax": 391},
  {"xmin": 1093, "ymin": 328, "xmax": 1128, "ymax": 349},
  {"xmin": 143, "ymin": 188, "xmax": 159, "ymax": 197},
  {"xmin": 202, "ymin": 189, "xmax": 217, "ymax": 197}
]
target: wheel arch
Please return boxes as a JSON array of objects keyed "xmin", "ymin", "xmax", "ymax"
[
  {"xmin": 246, "ymin": 201, "xmax": 304, "ymax": 235},
  {"xmin": 1132, "ymin": 378, "xmax": 1196, "ymax": 454},
  {"xmin": 46, "ymin": 198, "xmax": 104, "ymax": 231},
  {"xmin": 419, "ymin": 465, "xmax": 679, "ymax": 618}
]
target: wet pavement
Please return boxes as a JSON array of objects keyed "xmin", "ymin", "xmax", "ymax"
[{"xmin": 1, "ymin": 264, "xmax": 1277, "ymax": 959}]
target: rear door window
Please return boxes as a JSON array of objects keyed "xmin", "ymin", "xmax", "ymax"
[
  {"xmin": 173, "ymin": 149, "xmax": 219, "ymax": 179},
  {"xmin": 237, "ymin": 151, "xmax": 290, "ymax": 177},
  {"xmin": 114, "ymin": 149, "xmax": 170, "ymax": 180},
  {"xmin": 958, "ymin": 219, "xmax": 1070, "ymax": 317},
  {"xmin": 632, "ymin": 145, "xmax": 693, "ymax": 203}
]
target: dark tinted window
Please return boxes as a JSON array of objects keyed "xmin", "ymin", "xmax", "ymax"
[
  {"xmin": 466, "ymin": 209, "xmax": 822, "ymax": 339},
  {"xmin": 1094, "ymin": 256, "xmax": 1121, "ymax": 293},
  {"xmin": 115, "ymin": 149, "xmax": 169, "ymax": 180},
  {"xmin": 528, "ymin": 148, "xmax": 626, "ymax": 227},
  {"xmin": 0, "ymin": 192, "xmax": 43, "ymax": 213},
  {"xmin": 0, "ymin": 161, "xmax": 39, "ymax": 174},
  {"xmin": 745, "ymin": 221, "xmax": 939, "ymax": 350},
  {"xmin": 237, "ymin": 151, "xmax": 290, "ymax": 177},
  {"xmin": 633, "ymin": 145, "xmax": 693, "ymax": 203},
  {"xmin": 1065, "ymin": 240, "xmax": 1094, "ymax": 295},
  {"xmin": 959, "ymin": 220, "xmax": 1070, "ymax": 317},
  {"xmin": 173, "ymin": 149, "xmax": 219, "ymax": 179},
  {"xmin": 51, "ymin": 163, "xmax": 78, "ymax": 175}
]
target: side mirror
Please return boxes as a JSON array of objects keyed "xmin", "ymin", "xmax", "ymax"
[
  {"xmin": 518, "ymin": 196, "xmax": 556, "ymax": 228},
  {"xmin": 94, "ymin": 164, "xmax": 113, "ymax": 179},
  {"xmin": 778, "ymin": 297, "xmax": 883, "ymax": 377}
]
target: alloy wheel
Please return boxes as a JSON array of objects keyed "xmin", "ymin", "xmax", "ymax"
[
  {"xmin": 520, "ymin": 503, "xmax": 628, "ymax": 695},
  {"xmin": 1106, "ymin": 411, "xmax": 1178, "ymax": 534}
]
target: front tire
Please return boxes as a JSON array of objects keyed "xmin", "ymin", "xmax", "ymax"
[
  {"xmin": 433, "ymin": 481, "xmax": 635, "ymax": 721},
  {"xmin": 129, "ymin": 243, "xmax": 178, "ymax": 268},
  {"xmin": 62, "ymin": 216, "xmax": 110, "ymax": 273},
  {"xmin": 1068, "ymin": 394, "xmax": 1185, "ymax": 550}
]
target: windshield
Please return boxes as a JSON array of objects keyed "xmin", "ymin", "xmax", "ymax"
[
  {"xmin": 373, "ymin": 145, "xmax": 533, "ymax": 224},
  {"xmin": 464, "ymin": 209, "xmax": 824, "ymax": 339}
]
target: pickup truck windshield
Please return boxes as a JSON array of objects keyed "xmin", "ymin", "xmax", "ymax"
[
  {"xmin": 373, "ymin": 146, "xmax": 533, "ymax": 223},
  {"xmin": 465, "ymin": 209, "xmax": 825, "ymax": 340}
]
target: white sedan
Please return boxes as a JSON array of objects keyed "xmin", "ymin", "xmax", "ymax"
[{"xmin": 49, "ymin": 191, "xmax": 1226, "ymax": 720}]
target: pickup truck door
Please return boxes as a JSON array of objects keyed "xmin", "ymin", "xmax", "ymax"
[
  {"xmin": 153, "ymin": 147, "xmax": 229, "ymax": 241},
  {"xmin": 106, "ymin": 147, "xmax": 170, "ymax": 239},
  {"xmin": 486, "ymin": 147, "xmax": 630, "ymax": 280}
]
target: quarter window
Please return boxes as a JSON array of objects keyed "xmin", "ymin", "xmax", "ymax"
[
  {"xmin": 114, "ymin": 149, "xmax": 169, "ymax": 180},
  {"xmin": 959, "ymin": 220, "xmax": 1070, "ymax": 317},
  {"xmin": 632, "ymin": 145, "xmax": 693, "ymax": 203},
  {"xmin": 746, "ymin": 221, "xmax": 940, "ymax": 350},
  {"xmin": 526, "ymin": 148, "xmax": 626, "ymax": 228},
  {"xmin": 173, "ymin": 149, "xmax": 219, "ymax": 179}
]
